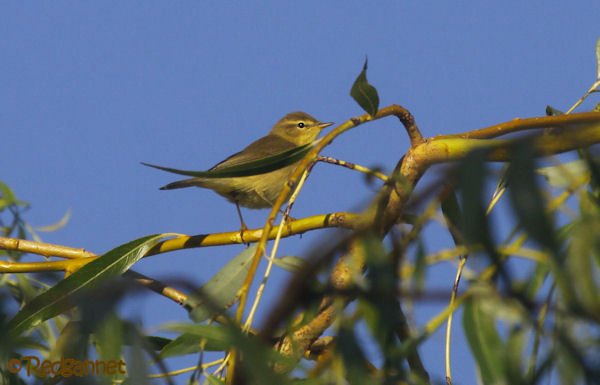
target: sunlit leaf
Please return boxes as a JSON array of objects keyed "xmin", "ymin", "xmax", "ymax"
[
  {"xmin": 0, "ymin": 181, "xmax": 17, "ymax": 209},
  {"xmin": 35, "ymin": 208, "xmax": 72, "ymax": 232},
  {"xmin": 7, "ymin": 234, "xmax": 165, "ymax": 336},
  {"xmin": 187, "ymin": 244, "xmax": 256, "ymax": 322},
  {"xmin": 350, "ymin": 58, "xmax": 380, "ymax": 117},
  {"xmin": 536, "ymin": 160, "xmax": 589, "ymax": 188},
  {"xmin": 566, "ymin": 199, "xmax": 600, "ymax": 312},
  {"xmin": 505, "ymin": 327, "xmax": 527, "ymax": 380},
  {"xmin": 0, "ymin": 181, "xmax": 28, "ymax": 211},
  {"xmin": 580, "ymin": 151, "xmax": 600, "ymax": 200},
  {"xmin": 272, "ymin": 255, "xmax": 306, "ymax": 272},
  {"xmin": 206, "ymin": 375, "xmax": 227, "ymax": 385}
]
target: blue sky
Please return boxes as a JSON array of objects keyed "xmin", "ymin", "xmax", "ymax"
[{"xmin": 2, "ymin": 1, "xmax": 600, "ymax": 383}]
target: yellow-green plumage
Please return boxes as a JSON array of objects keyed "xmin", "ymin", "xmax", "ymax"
[{"xmin": 159, "ymin": 111, "xmax": 332, "ymax": 209}]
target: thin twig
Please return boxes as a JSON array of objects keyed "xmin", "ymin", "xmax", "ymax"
[{"xmin": 317, "ymin": 155, "xmax": 388, "ymax": 182}]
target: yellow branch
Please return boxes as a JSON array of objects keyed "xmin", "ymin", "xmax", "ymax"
[
  {"xmin": 443, "ymin": 111, "xmax": 600, "ymax": 139},
  {"xmin": 147, "ymin": 212, "xmax": 357, "ymax": 256},
  {"xmin": 0, "ymin": 237, "xmax": 95, "ymax": 259}
]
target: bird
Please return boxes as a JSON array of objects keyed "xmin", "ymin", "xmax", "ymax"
[{"xmin": 147, "ymin": 111, "xmax": 333, "ymax": 229}]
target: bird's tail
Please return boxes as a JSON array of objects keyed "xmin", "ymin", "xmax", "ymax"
[{"xmin": 160, "ymin": 178, "xmax": 204, "ymax": 190}]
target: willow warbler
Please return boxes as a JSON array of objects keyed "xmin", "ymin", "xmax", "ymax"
[{"xmin": 153, "ymin": 111, "xmax": 332, "ymax": 225}]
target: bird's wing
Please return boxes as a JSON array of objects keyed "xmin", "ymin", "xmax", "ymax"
[{"xmin": 209, "ymin": 134, "xmax": 296, "ymax": 170}]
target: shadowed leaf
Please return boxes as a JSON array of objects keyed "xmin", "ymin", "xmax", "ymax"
[
  {"xmin": 187, "ymin": 244, "xmax": 256, "ymax": 322},
  {"xmin": 160, "ymin": 323, "xmax": 233, "ymax": 357},
  {"xmin": 507, "ymin": 143, "xmax": 559, "ymax": 253},
  {"xmin": 545, "ymin": 105, "xmax": 564, "ymax": 116},
  {"xmin": 350, "ymin": 58, "xmax": 380, "ymax": 117},
  {"xmin": 463, "ymin": 298, "xmax": 506, "ymax": 385},
  {"xmin": 337, "ymin": 322, "xmax": 373, "ymax": 385}
]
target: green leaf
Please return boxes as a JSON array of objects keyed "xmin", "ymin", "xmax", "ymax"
[
  {"xmin": 35, "ymin": 208, "xmax": 72, "ymax": 232},
  {"xmin": 272, "ymin": 255, "xmax": 306, "ymax": 272},
  {"xmin": 0, "ymin": 180, "xmax": 28, "ymax": 211},
  {"xmin": 580, "ymin": 151, "xmax": 600, "ymax": 200},
  {"xmin": 458, "ymin": 149, "xmax": 495, "ymax": 253},
  {"xmin": 412, "ymin": 237, "xmax": 427, "ymax": 292},
  {"xmin": 142, "ymin": 143, "xmax": 312, "ymax": 178},
  {"xmin": 350, "ymin": 58, "xmax": 380, "ymax": 117},
  {"xmin": 545, "ymin": 105, "xmax": 564, "ymax": 116},
  {"xmin": 463, "ymin": 298, "xmax": 506, "ymax": 385},
  {"xmin": 336, "ymin": 322, "xmax": 373, "ymax": 385},
  {"xmin": 536, "ymin": 160, "xmax": 589, "ymax": 188},
  {"xmin": 206, "ymin": 375, "xmax": 227, "ymax": 385},
  {"xmin": 0, "ymin": 181, "xmax": 17, "ymax": 210},
  {"xmin": 523, "ymin": 262, "xmax": 550, "ymax": 300},
  {"xmin": 160, "ymin": 323, "xmax": 234, "ymax": 357},
  {"xmin": 94, "ymin": 315, "xmax": 125, "ymax": 375},
  {"xmin": 566, "ymin": 207, "xmax": 600, "ymax": 312},
  {"xmin": 505, "ymin": 327, "xmax": 527, "ymax": 380},
  {"xmin": 507, "ymin": 143, "xmax": 559, "ymax": 253},
  {"xmin": 7, "ymin": 234, "xmax": 165, "ymax": 336},
  {"xmin": 187, "ymin": 244, "xmax": 256, "ymax": 322},
  {"xmin": 441, "ymin": 190, "xmax": 464, "ymax": 245}
]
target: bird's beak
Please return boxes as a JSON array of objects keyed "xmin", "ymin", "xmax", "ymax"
[{"xmin": 318, "ymin": 122, "xmax": 334, "ymax": 130}]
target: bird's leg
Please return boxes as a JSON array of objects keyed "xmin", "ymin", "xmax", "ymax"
[
  {"xmin": 272, "ymin": 200, "xmax": 296, "ymax": 235},
  {"xmin": 235, "ymin": 203, "xmax": 249, "ymax": 245}
]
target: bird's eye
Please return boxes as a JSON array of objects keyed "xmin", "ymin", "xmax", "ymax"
[{"xmin": 297, "ymin": 122, "xmax": 305, "ymax": 128}]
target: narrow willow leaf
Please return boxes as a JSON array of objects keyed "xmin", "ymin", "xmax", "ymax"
[
  {"xmin": 507, "ymin": 143, "xmax": 559, "ymax": 253},
  {"xmin": 350, "ymin": 58, "xmax": 380, "ymax": 117},
  {"xmin": 506, "ymin": 327, "xmax": 527, "ymax": 380},
  {"xmin": 94, "ymin": 315, "xmax": 125, "ymax": 373},
  {"xmin": 566, "ymin": 209, "xmax": 600, "ymax": 312},
  {"xmin": 459, "ymin": 149, "xmax": 495, "ymax": 253},
  {"xmin": 580, "ymin": 151, "xmax": 600, "ymax": 199},
  {"xmin": 536, "ymin": 160, "xmax": 589, "ymax": 188},
  {"xmin": 441, "ymin": 190, "xmax": 464, "ymax": 245},
  {"xmin": 336, "ymin": 323, "xmax": 373, "ymax": 385},
  {"xmin": 412, "ymin": 238, "xmax": 427, "ymax": 292},
  {"xmin": 142, "ymin": 143, "xmax": 312, "ymax": 179},
  {"xmin": 272, "ymin": 255, "xmax": 306, "ymax": 272},
  {"xmin": 160, "ymin": 324, "xmax": 233, "ymax": 357},
  {"xmin": 7, "ymin": 234, "xmax": 165, "ymax": 336},
  {"xmin": 357, "ymin": 234, "xmax": 407, "ymax": 374},
  {"xmin": 524, "ymin": 263, "xmax": 550, "ymax": 299},
  {"xmin": 187, "ymin": 244, "xmax": 256, "ymax": 322},
  {"xmin": 35, "ymin": 208, "xmax": 72, "ymax": 232},
  {"xmin": 463, "ymin": 299, "xmax": 506, "ymax": 385}
]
